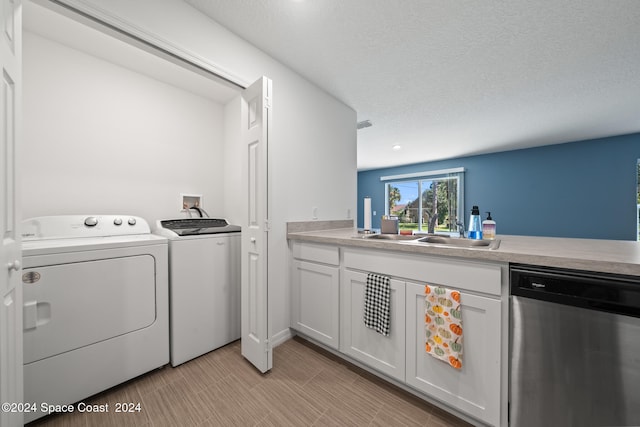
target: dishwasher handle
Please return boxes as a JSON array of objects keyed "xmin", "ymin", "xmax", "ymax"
[{"xmin": 510, "ymin": 264, "xmax": 640, "ymax": 318}]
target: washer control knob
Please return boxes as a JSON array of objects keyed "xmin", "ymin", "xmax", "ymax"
[
  {"xmin": 113, "ymin": 218, "xmax": 123, "ymax": 226},
  {"xmin": 84, "ymin": 216, "xmax": 98, "ymax": 227},
  {"xmin": 128, "ymin": 217, "xmax": 137, "ymax": 226}
]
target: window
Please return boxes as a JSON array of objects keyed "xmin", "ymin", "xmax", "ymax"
[
  {"xmin": 382, "ymin": 168, "xmax": 464, "ymax": 235},
  {"xmin": 637, "ymin": 160, "xmax": 639, "ymax": 241}
]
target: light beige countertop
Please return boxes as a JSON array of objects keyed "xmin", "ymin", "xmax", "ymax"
[{"xmin": 287, "ymin": 224, "xmax": 640, "ymax": 276}]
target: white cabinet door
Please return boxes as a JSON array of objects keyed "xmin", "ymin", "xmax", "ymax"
[
  {"xmin": 406, "ymin": 281, "xmax": 501, "ymax": 426},
  {"xmin": 340, "ymin": 270, "xmax": 405, "ymax": 381},
  {"xmin": 291, "ymin": 260, "xmax": 340, "ymax": 349}
]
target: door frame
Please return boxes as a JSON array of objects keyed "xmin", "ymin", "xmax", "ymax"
[{"xmin": 0, "ymin": 0, "xmax": 23, "ymax": 426}]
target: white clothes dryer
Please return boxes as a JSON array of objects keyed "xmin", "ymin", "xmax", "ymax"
[
  {"xmin": 21, "ymin": 215, "xmax": 169, "ymax": 423},
  {"xmin": 155, "ymin": 218, "xmax": 241, "ymax": 367}
]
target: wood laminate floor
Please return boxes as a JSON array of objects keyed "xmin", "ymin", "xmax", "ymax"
[{"xmin": 27, "ymin": 336, "xmax": 473, "ymax": 427}]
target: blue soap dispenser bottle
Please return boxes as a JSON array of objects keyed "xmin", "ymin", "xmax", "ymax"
[{"xmin": 468, "ymin": 205, "xmax": 483, "ymax": 239}]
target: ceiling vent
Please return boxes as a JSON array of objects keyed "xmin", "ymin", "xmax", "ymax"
[{"xmin": 357, "ymin": 120, "xmax": 372, "ymax": 130}]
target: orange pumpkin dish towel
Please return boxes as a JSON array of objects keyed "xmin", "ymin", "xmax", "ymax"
[{"xmin": 424, "ymin": 285, "xmax": 463, "ymax": 369}]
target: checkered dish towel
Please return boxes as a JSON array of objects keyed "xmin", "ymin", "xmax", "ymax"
[{"xmin": 364, "ymin": 273, "xmax": 391, "ymax": 336}]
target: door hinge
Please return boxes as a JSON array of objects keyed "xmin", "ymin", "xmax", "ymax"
[
  {"xmin": 264, "ymin": 339, "xmax": 270, "ymax": 353},
  {"xmin": 265, "ymin": 95, "xmax": 272, "ymax": 109},
  {"xmin": 264, "ymin": 219, "xmax": 271, "ymax": 232}
]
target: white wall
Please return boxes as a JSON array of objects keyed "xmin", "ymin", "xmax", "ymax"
[
  {"xmin": 23, "ymin": 31, "xmax": 227, "ymax": 225},
  {"xmin": 267, "ymin": 77, "xmax": 356, "ymax": 341},
  {"xmin": 46, "ymin": 0, "xmax": 358, "ymax": 343}
]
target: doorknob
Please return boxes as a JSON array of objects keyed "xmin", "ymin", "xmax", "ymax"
[{"xmin": 7, "ymin": 260, "xmax": 21, "ymax": 272}]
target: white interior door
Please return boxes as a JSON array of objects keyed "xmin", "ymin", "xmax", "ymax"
[
  {"xmin": 0, "ymin": 0, "xmax": 22, "ymax": 426},
  {"xmin": 240, "ymin": 76, "xmax": 272, "ymax": 373}
]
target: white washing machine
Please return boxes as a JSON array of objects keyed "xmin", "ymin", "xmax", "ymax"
[
  {"xmin": 155, "ymin": 218, "xmax": 241, "ymax": 367},
  {"xmin": 21, "ymin": 215, "xmax": 169, "ymax": 423}
]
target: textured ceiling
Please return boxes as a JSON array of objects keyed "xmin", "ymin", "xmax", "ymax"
[{"xmin": 185, "ymin": 0, "xmax": 640, "ymax": 170}]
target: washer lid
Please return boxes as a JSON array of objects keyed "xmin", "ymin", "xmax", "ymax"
[
  {"xmin": 21, "ymin": 233, "xmax": 167, "ymax": 257},
  {"xmin": 159, "ymin": 218, "xmax": 241, "ymax": 235}
]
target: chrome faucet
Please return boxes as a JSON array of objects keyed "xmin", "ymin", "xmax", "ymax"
[{"xmin": 456, "ymin": 220, "xmax": 465, "ymax": 238}]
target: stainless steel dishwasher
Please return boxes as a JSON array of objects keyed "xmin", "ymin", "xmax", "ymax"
[{"xmin": 510, "ymin": 264, "xmax": 640, "ymax": 427}]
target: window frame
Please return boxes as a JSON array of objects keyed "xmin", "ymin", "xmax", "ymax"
[
  {"xmin": 636, "ymin": 159, "xmax": 640, "ymax": 242},
  {"xmin": 382, "ymin": 167, "xmax": 465, "ymax": 236}
]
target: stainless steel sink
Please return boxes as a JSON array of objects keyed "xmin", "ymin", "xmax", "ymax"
[
  {"xmin": 416, "ymin": 235, "xmax": 501, "ymax": 249},
  {"xmin": 365, "ymin": 233, "xmax": 424, "ymax": 241},
  {"xmin": 354, "ymin": 233, "xmax": 501, "ymax": 249}
]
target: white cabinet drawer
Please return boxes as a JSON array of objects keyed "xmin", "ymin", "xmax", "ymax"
[
  {"xmin": 343, "ymin": 247, "xmax": 502, "ymax": 296},
  {"xmin": 292, "ymin": 242, "xmax": 340, "ymax": 266}
]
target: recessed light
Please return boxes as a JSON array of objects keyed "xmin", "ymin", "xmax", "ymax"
[{"xmin": 392, "ymin": 144, "xmax": 402, "ymax": 151}]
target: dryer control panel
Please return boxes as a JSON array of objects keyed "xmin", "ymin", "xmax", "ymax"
[
  {"xmin": 158, "ymin": 218, "xmax": 241, "ymax": 236},
  {"xmin": 22, "ymin": 215, "xmax": 151, "ymax": 240}
]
